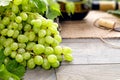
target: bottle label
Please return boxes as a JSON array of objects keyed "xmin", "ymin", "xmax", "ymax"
[
  {"xmin": 99, "ymin": 1, "xmax": 115, "ymax": 11},
  {"xmin": 74, "ymin": 2, "xmax": 89, "ymax": 13}
]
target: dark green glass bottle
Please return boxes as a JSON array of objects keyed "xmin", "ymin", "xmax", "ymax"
[{"xmin": 58, "ymin": 0, "xmax": 90, "ymax": 21}]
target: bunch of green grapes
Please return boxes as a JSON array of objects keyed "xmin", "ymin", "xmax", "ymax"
[{"xmin": 0, "ymin": 0, "xmax": 73, "ymax": 69}]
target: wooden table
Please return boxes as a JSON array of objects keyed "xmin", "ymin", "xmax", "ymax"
[{"xmin": 24, "ymin": 38, "xmax": 120, "ymax": 80}]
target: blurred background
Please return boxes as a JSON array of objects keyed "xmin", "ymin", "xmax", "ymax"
[{"xmin": 57, "ymin": 0, "xmax": 120, "ymax": 20}]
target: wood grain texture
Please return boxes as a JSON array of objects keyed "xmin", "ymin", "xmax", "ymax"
[
  {"xmin": 56, "ymin": 64, "xmax": 120, "ymax": 80},
  {"xmin": 61, "ymin": 39, "xmax": 120, "ymax": 64},
  {"xmin": 24, "ymin": 67, "xmax": 56, "ymax": 80}
]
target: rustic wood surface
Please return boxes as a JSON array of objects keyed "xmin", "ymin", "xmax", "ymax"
[
  {"xmin": 24, "ymin": 39, "xmax": 120, "ymax": 80},
  {"xmin": 56, "ymin": 64, "xmax": 120, "ymax": 80}
]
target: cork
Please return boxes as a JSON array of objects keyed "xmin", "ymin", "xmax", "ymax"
[{"xmin": 97, "ymin": 18, "xmax": 116, "ymax": 29}]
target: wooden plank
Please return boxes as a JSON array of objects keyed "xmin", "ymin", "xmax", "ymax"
[
  {"xmin": 56, "ymin": 64, "xmax": 120, "ymax": 80},
  {"xmin": 61, "ymin": 39, "xmax": 120, "ymax": 64},
  {"xmin": 24, "ymin": 67, "xmax": 56, "ymax": 80}
]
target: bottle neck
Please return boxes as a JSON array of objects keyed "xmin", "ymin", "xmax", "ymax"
[{"xmin": 91, "ymin": 0, "xmax": 119, "ymax": 11}]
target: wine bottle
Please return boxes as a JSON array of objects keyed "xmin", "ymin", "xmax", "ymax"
[{"xmin": 58, "ymin": 0, "xmax": 90, "ymax": 21}]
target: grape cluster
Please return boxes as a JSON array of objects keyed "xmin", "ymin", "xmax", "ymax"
[{"xmin": 0, "ymin": 0, "xmax": 73, "ymax": 69}]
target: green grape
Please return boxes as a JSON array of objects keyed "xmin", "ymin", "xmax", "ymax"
[
  {"xmin": 12, "ymin": 22, "xmax": 18, "ymax": 30},
  {"xmin": 22, "ymin": 5, "xmax": 31, "ymax": 12},
  {"xmin": 18, "ymin": 48, "xmax": 25, "ymax": 54},
  {"xmin": 4, "ymin": 57, "xmax": 10, "ymax": 65},
  {"xmin": 41, "ymin": 19, "xmax": 48, "ymax": 29},
  {"xmin": 34, "ymin": 55, "xmax": 43, "ymax": 65},
  {"xmin": 47, "ymin": 54, "xmax": 57, "ymax": 63},
  {"xmin": 33, "ymin": 13, "xmax": 42, "ymax": 19},
  {"xmin": 10, "ymin": 42, "xmax": 18, "ymax": 50},
  {"xmin": 26, "ymin": 42, "xmax": 35, "ymax": 51},
  {"xmin": 7, "ymin": 29, "xmax": 14, "ymax": 37},
  {"xmin": 64, "ymin": 54, "xmax": 73, "ymax": 62},
  {"xmin": 27, "ymin": 14, "xmax": 35, "ymax": 24},
  {"xmin": 29, "ymin": 0, "xmax": 35, "ymax": 8},
  {"xmin": 56, "ymin": 54, "xmax": 63, "ymax": 62},
  {"xmin": 12, "ymin": 4, "xmax": 19, "ymax": 14},
  {"xmin": 13, "ymin": 0, "xmax": 22, "ymax": 5},
  {"xmin": 46, "ymin": 19, "xmax": 54, "ymax": 27},
  {"xmin": 10, "ymin": 12, "xmax": 16, "ymax": 21},
  {"xmin": 4, "ymin": 47, "xmax": 12, "ymax": 56},
  {"xmin": 38, "ymin": 29, "xmax": 46, "ymax": 38},
  {"xmin": 0, "ymin": 6, "xmax": 73, "ymax": 70},
  {"xmin": 12, "ymin": 30, "xmax": 19, "ymax": 38},
  {"xmin": 0, "ymin": 36, "xmax": 6, "ymax": 45},
  {"xmin": 0, "ymin": 23, "xmax": 5, "ymax": 30},
  {"xmin": 41, "ymin": 25, "xmax": 48, "ymax": 29},
  {"xmin": 55, "ymin": 31, "xmax": 59, "ymax": 35},
  {"xmin": 17, "ymin": 35, "xmax": 28, "ymax": 43},
  {"xmin": 33, "ymin": 44, "xmax": 45, "ymax": 55},
  {"xmin": 48, "ymin": 26, "xmax": 58, "ymax": 34},
  {"xmin": 20, "ymin": 60, "xmax": 27, "ymax": 67},
  {"xmin": 8, "ymin": 24, "xmax": 13, "ymax": 29},
  {"xmin": 54, "ymin": 46, "xmax": 62, "ymax": 55},
  {"xmin": 22, "ymin": 52, "xmax": 31, "ymax": 60},
  {"xmin": 54, "ymin": 34, "xmax": 62, "ymax": 43},
  {"xmin": 18, "ymin": 43, "xmax": 26, "ymax": 48},
  {"xmin": 1, "ymin": 29, "xmax": 8, "ymax": 36},
  {"xmin": 15, "ymin": 16, "xmax": 22, "ymax": 23},
  {"xmin": 24, "ymin": 31, "xmax": 29, "ymax": 37},
  {"xmin": 53, "ymin": 22, "xmax": 59, "ymax": 28},
  {"xmin": 31, "ymin": 19, "xmax": 42, "ymax": 28},
  {"xmin": 28, "ymin": 31, "xmax": 36, "ymax": 41},
  {"xmin": 4, "ymin": 38, "xmax": 14, "ymax": 47},
  {"xmin": 44, "ymin": 43, "xmax": 50, "ymax": 47},
  {"xmin": 18, "ymin": 23, "xmax": 23, "ymax": 31},
  {"xmin": 15, "ymin": 54, "xmax": 24, "ymax": 63},
  {"xmin": 24, "ymin": 24, "xmax": 31, "ymax": 31},
  {"xmin": 33, "ymin": 27, "xmax": 40, "ymax": 33},
  {"xmin": 42, "ymin": 58, "xmax": 51, "ymax": 70},
  {"xmin": 2, "ymin": 17, "xmax": 10, "ymax": 25},
  {"xmin": 46, "ymin": 29, "xmax": 51, "ymax": 36},
  {"xmin": 5, "ymin": 9, "xmax": 10, "ymax": 14},
  {"xmin": 11, "ymin": 51, "xmax": 17, "ymax": 58},
  {"xmin": 33, "ymin": 36, "xmax": 38, "ymax": 42},
  {"xmin": 45, "ymin": 36, "xmax": 54, "ymax": 44},
  {"xmin": 41, "ymin": 18, "xmax": 47, "ymax": 26},
  {"xmin": 22, "ymin": 0, "xmax": 28, "ymax": 5},
  {"xmin": 38, "ymin": 38, "xmax": 45, "ymax": 45},
  {"xmin": 27, "ymin": 58, "xmax": 35, "ymax": 69},
  {"xmin": 44, "ymin": 46, "xmax": 54, "ymax": 55},
  {"xmin": 51, "ymin": 60, "xmax": 60, "ymax": 68},
  {"xmin": 51, "ymin": 39, "xmax": 59, "ymax": 47},
  {"xmin": 20, "ymin": 12, "xmax": 28, "ymax": 21},
  {"xmin": 63, "ymin": 46, "xmax": 72, "ymax": 55},
  {"xmin": 30, "ymin": 19, "xmax": 35, "ymax": 25}
]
